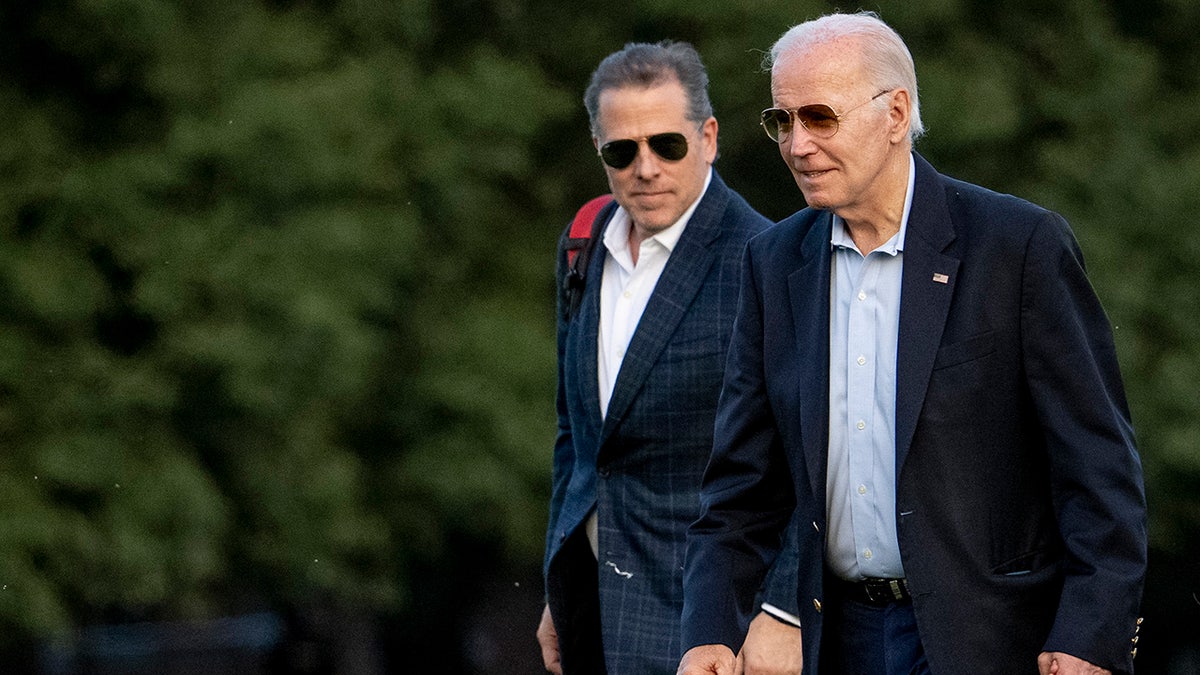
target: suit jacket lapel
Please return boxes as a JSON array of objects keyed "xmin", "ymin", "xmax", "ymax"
[
  {"xmin": 598, "ymin": 173, "xmax": 730, "ymax": 446},
  {"xmin": 789, "ymin": 212, "xmax": 834, "ymax": 503},
  {"xmin": 895, "ymin": 153, "xmax": 959, "ymax": 474}
]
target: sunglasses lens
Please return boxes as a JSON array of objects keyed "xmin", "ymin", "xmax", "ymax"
[
  {"xmin": 760, "ymin": 109, "xmax": 792, "ymax": 141},
  {"xmin": 796, "ymin": 105, "xmax": 839, "ymax": 137},
  {"xmin": 600, "ymin": 133, "xmax": 689, "ymax": 168},
  {"xmin": 600, "ymin": 140, "xmax": 638, "ymax": 169},
  {"xmin": 761, "ymin": 105, "xmax": 842, "ymax": 141},
  {"xmin": 648, "ymin": 133, "xmax": 688, "ymax": 161}
]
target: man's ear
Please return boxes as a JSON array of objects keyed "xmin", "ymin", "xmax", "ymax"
[
  {"xmin": 701, "ymin": 117, "xmax": 719, "ymax": 163},
  {"xmin": 888, "ymin": 89, "xmax": 912, "ymax": 144}
]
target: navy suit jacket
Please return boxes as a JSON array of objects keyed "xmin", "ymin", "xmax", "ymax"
[
  {"xmin": 545, "ymin": 172, "xmax": 786, "ymax": 674},
  {"xmin": 682, "ymin": 154, "xmax": 1147, "ymax": 674}
]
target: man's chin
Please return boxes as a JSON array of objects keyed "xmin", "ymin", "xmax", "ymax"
[{"xmin": 629, "ymin": 209, "xmax": 679, "ymax": 235}]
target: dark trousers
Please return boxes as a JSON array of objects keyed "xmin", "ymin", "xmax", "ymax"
[
  {"xmin": 546, "ymin": 531, "xmax": 607, "ymax": 675},
  {"xmin": 820, "ymin": 581, "xmax": 931, "ymax": 675}
]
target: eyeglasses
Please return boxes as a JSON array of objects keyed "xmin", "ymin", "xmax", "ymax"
[
  {"xmin": 598, "ymin": 132, "xmax": 689, "ymax": 169},
  {"xmin": 759, "ymin": 89, "xmax": 893, "ymax": 142}
]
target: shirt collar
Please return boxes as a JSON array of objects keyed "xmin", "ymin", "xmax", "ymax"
[{"xmin": 830, "ymin": 153, "xmax": 916, "ymax": 256}]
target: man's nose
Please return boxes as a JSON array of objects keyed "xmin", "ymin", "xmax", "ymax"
[
  {"xmin": 784, "ymin": 126, "xmax": 818, "ymax": 156},
  {"xmin": 633, "ymin": 140, "xmax": 661, "ymax": 176}
]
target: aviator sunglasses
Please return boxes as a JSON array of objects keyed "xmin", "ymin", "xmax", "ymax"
[
  {"xmin": 598, "ymin": 132, "xmax": 689, "ymax": 169},
  {"xmin": 760, "ymin": 89, "xmax": 893, "ymax": 142}
]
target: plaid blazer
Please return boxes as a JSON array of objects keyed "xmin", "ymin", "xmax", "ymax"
[{"xmin": 545, "ymin": 171, "xmax": 783, "ymax": 674}]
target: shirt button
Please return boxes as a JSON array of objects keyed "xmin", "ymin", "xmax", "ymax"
[
  {"xmin": 857, "ymin": 290, "xmax": 866, "ymax": 301},
  {"xmin": 857, "ymin": 355, "xmax": 866, "ymax": 366},
  {"xmin": 864, "ymin": 548, "xmax": 873, "ymax": 560},
  {"xmin": 858, "ymin": 484, "xmax": 867, "ymax": 495},
  {"xmin": 856, "ymin": 420, "xmax": 866, "ymax": 430},
  {"xmin": 623, "ymin": 290, "xmax": 632, "ymax": 299}
]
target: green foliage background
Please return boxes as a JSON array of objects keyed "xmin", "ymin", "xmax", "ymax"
[{"xmin": 0, "ymin": 0, "xmax": 1197, "ymax": 669}]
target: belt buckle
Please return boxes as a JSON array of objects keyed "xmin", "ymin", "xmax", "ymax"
[
  {"xmin": 862, "ymin": 578, "xmax": 905, "ymax": 604},
  {"xmin": 861, "ymin": 579, "xmax": 883, "ymax": 604}
]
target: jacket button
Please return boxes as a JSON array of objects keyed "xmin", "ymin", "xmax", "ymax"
[{"xmin": 812, "ymin": 599, "xmax": 822, "ymax": 613}]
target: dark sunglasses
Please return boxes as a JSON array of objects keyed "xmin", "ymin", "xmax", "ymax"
[
  {"xmin": 598, "ymin": 132, "xmax": 689, "ymax": 169},
  {"xmin": 760, "ymin": 89, "xmax": 893, "ymax": 142}
]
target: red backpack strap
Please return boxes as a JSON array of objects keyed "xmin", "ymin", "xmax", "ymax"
[
  {"xmin": 560, "ymin": 194, "xmax": 615, "ymax": 320},
  {"xmin": 565, "ymin": 194, "xmax": 614, "ymax": 266}
]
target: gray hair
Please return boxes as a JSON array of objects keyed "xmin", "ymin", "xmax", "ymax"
[
  {"xmin": 766, "ymin": 11, "xmax": 925, "ymax": 141},
  {"xmin": 583, "ymin": 40, "xmax": 714, "ymax": 137}
]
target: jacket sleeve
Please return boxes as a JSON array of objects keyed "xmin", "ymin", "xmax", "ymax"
[
  {"xmin": 681, "ymin": 243, "xmax": 796, "ymax": 652},
  {"xmin": 545, "ymin": 222, "xmax": 576, "ymax": 582},
  {"xmin": 757, "ymin": 512, "xmax": 801, "ymax": 622},
  {"xmin": 1022, "ymin": 212, "xmax": 1147, "ymax": 674}
]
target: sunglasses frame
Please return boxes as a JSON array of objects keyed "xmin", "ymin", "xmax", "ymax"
[
  {"xmin": 760, "ymin": 89, "xmax": 894, "ymax": 142},
  {"xmin": 598, "ymin": 131, "xmax": 691, "ymax": 170}
]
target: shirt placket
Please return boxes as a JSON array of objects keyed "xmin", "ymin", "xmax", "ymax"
[{"xmin": 847, "ymin": 257, "xmax": 882, "ymax": 575}]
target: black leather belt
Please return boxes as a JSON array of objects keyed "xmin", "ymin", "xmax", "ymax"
[{"xmin": 833, "ymin": 576, "xmax": 912, "ymax": 606}]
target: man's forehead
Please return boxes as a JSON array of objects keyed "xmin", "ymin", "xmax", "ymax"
[
  {"xmin": 596, "ymin": 82, "xmax": 691, "ymax": 133},
  {"xmin": 771, "ymin": 46, "xmax": 863, "ymax": 98}
]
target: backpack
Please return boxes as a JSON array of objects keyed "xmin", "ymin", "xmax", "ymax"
[{"xmin": 560, "ymin": 194, "xmax": 615, "ymax": 320}]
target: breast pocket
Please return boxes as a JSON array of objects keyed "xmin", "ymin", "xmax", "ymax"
[
  {"xmin": 932, "ymin": 330, "xmax": 996, "ymax": 370},
  {"xmin": 660, "ymin": 328, "xmax": 724, "ymax": 362},
  {"xmin": 650, "ymin": 331, "xmax": 726, "ymax": 415},
  {"xmin": 922, "ymin": 330, "xmax": 1001, "ymax": 427}
]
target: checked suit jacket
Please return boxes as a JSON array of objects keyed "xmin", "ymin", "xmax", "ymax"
[
  {"xmin": 682, "ymin": 153, "xmax": 1147, "ymax": 674},
  {"xmin": 544, "ymin": 171, "xmax": 792, "ymax": 674}
]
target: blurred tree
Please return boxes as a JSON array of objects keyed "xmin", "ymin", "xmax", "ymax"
[{"xmin": 0, "ymin": 1, "xmax": 588, "ymax": 667}]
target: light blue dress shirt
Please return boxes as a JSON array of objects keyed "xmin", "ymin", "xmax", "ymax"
[{"xmin": 825, "ymin": 154, "xmax": 915, "ymax": 582}]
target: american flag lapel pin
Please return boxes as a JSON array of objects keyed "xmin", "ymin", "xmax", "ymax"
[{"xmin": 932, "ymin": 272, "xmax": 950, "ymax": 284}]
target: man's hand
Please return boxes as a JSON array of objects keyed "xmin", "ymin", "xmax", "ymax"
[
  {"xmin": 678, "ymin": 644, "xmax": 737, "ymax": 674},
  {"xmin": 536, "ymin": 604, "xmax": 562, "ymax": 674},
  {"xmin": 1037, "ymin": 651, "xmax": 1111, "ymax": 675},
  {"xmin": 737, "ymin": 612, "xmax": 803, "ymax": 674}
]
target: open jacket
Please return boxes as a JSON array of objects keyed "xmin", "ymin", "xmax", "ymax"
[
  {"xmin": 682, "ymin": 153, "xmax": 1146, "ymax": 674},
  {"xmin": 545, "ymin": 171, "xmax": 791, "ymax": 673}
]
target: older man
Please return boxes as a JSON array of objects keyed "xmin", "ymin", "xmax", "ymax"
[
  {"xmin": 680, "ymin": 12, "xmax": 1146, "ymax": 675},
  {"xmin": 538, "ymin": 41, "xmax": 797, "ymax": 674}
]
